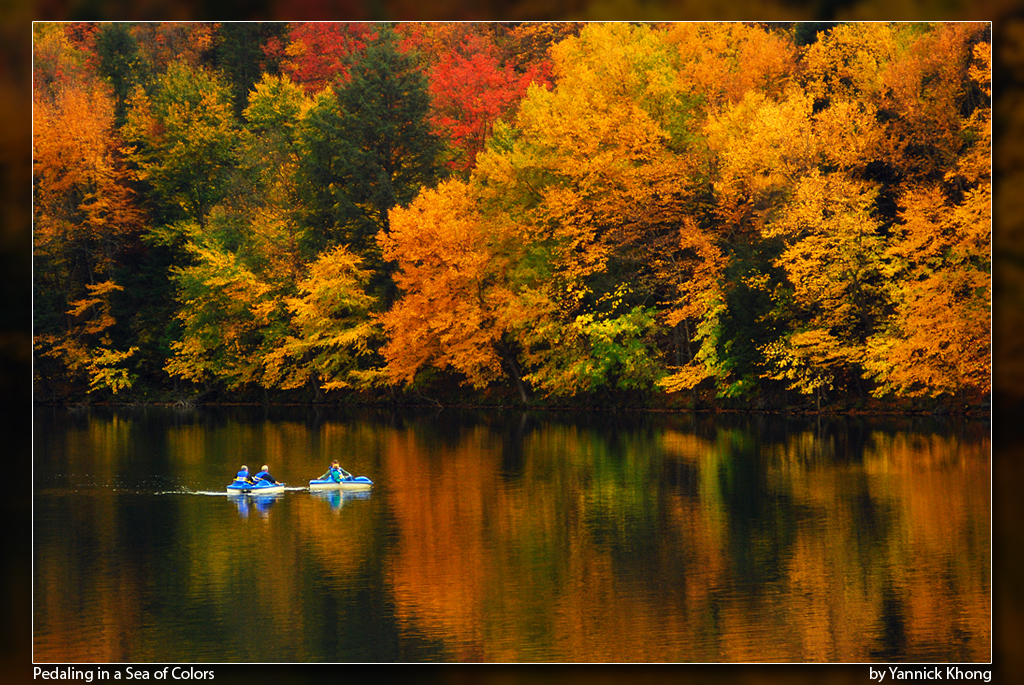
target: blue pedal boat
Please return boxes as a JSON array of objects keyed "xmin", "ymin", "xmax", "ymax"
[{"xmin": 226, "ymin": 479, "xmax": 285, "ymax": 495}]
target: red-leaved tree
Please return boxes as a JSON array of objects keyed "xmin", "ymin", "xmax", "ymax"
[
  {"xmin": 427, "ymin": 32, "xmax": 548, "ymax": 172},
  {"xmin": 264, "ymin": 22, "xmax": 373, "ymax": 95}
]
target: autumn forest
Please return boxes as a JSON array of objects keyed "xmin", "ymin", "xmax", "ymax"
[{"xmin": 32, "ymin": 21, "xmax": 992, "ymax": 411}]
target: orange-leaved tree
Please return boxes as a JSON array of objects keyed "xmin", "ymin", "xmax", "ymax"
[
  {"xmin": 861, "ymin": 27, "xmax": 992, "ymax": 401},
  {"xmin": 33, "ymin": 25, "xmax": 145, "ymax": 398},
  {"xmin": 380, "ymin": 178, "xmax": 542, "ymax": 401}
]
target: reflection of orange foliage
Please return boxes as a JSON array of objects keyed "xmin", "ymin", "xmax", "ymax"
[
  {"xmin": 384, "ymin": 427, "xmax": 501, "ymax": 660},
  {"xmin": 550, "ymin": 494, "xmax": 734, "ymax": 661},
  {"xmin": 380, "ymin": 420, "xmax": 989, "ymax": 661},
  {"xmin": 164, "ymin": 420, "xmax": 313, "ymax": 468},
  {"xmin": 660, "ymin": 429, "xmax": 714, "ymax": 463},
  {"xmin": 778, "ymin": 430, "xmax": 991, "ymax": 661},
  {"xmin": 34, "ymin": 497, "xmax": 140, "ymax": 661},
  {"xmin": 293, "ymin": 487, "xmax": 375, "ymax": 580},
  {"xmin": 34, "ymin": 414, "xmax": 989, "ymax": 662},
  {"xmin": 863, "ymin": 432, "xmax": 990, "ymax": 659}
]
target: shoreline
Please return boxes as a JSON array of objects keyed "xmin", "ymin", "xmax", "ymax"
[{"xmin": 32, "ymin": 399, "xmax": 992, "ymax": 419}]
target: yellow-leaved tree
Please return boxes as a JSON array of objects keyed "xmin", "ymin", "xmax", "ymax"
[
  {"xmin": 760, "ymin": 170, "xmax": 886, "ymax": 400},
  {"xmin": 39, "ymin": 281, "xmax": 140, "ymax": 395},
  {"xmin": 276, "ymin": 246, "xmax": 381, "ymax": 392},
  {"xmin": 467, "ymin": 22, "xmax": 702, "ymax": 396},
  {"xmin": 164, "ymin": 236, "xmax": 281, "ymax": 391},
  {"xmin": 660, "ymin": 85, "xmax": 817, "ymax": 398}
]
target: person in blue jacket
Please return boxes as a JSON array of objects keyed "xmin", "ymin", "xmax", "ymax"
[
  {"xmin": 235, "ymin": 465, "xmax": 256, "ymax": 484},
  {"xmin": 254, "ymin": 464, "xmax": 278, "ymax": 484}
]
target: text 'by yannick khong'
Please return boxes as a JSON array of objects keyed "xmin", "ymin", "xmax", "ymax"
[{"xmin": 870, "ymin": 667, "xmax": 992, "ymax": 682}]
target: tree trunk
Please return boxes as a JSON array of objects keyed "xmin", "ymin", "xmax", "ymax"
[
  {"xmin": 501, "ymin": 344, "xmax": 531, "ymax": 404},
  {"xmin": 673, "ymin": 324, "xmax": 682, "ymax": 367},
  {"xmin": 309, "ymin": 374, "xmax": 324, "ymax": 404},
  {"xmin": 682, "ymin": 319, "xmax": 694, "ymax": 362}
]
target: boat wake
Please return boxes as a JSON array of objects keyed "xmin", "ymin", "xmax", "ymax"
[
  {"xmin": 155, "ymin": 489, "xmax": 228, "ymax": 497},
  {"xmin": 154, "ymin": 485, "xmax": 351, "ymax": 496}
]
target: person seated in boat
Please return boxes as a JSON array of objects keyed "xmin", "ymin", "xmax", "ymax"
[
  {"xmin": 317, "ymin": 460, "xmax": 342, "ymax": 482},
  {"xmin": 254, "ymin": 464, "xmax": 278, "ymax": 484},
  {"xmin": 235, "ymin": 465, "xmax": 256, "ymax": 484},
  {"xmin": 319, "ymin": 460, "xmax": 352, "ymax": 482}
]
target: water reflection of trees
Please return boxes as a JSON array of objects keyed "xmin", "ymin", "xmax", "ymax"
[
  {"xmin": 381, "ymin": 415, "xmax": 989, "ymax": 661},
  {"xmin": 34, "ymin": 410, "xmax": 989, "ymax": 662}
]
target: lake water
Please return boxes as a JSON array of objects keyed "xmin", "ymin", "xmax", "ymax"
[{"xmin": 32, "ymin": 406, "xmax": 990, "ymax": 663}]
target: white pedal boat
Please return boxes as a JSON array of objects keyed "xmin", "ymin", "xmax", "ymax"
[{"xmin": 308, "ymin": 476, "xmax": 373, "ymax": 492}]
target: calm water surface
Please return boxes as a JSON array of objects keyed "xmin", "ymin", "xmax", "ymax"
[{"xmin": 33, "ymin": 406, "xmax": 990, "ymax": 663}]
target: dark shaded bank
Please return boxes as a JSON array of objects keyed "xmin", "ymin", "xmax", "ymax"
[
  {"xmin": 33, "ymin": 344, "xmax": 992, "ymax": 417},
  {"xmin": 32, "ymin": 386, "xmax": 991, "ymax": 418}
]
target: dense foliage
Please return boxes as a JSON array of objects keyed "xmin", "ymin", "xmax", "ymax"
[{"xmin": 33, "ymin": 22, "xmax": 991, "ymax": 410}]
